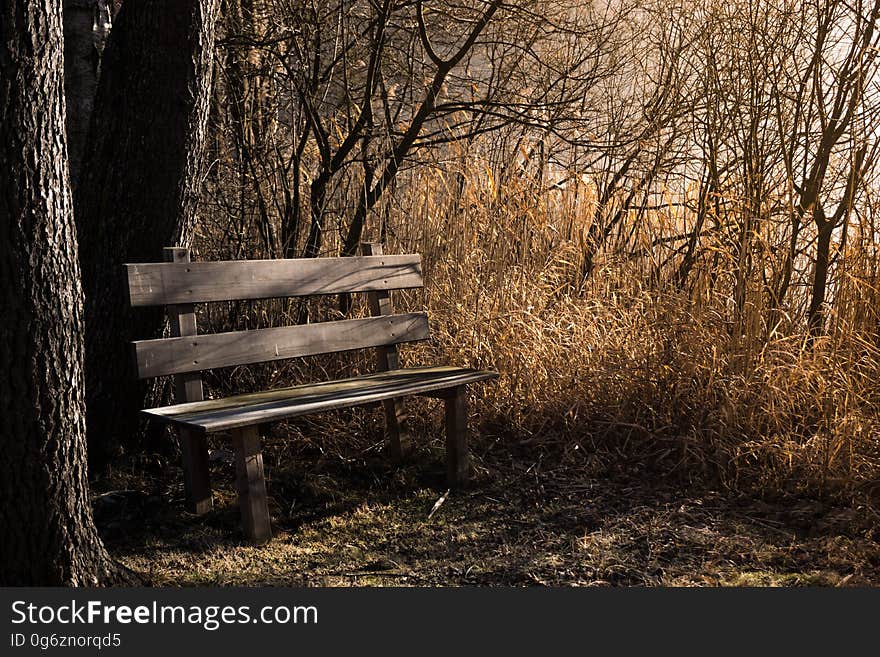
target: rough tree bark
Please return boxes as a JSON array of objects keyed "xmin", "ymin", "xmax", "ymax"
[
  {"xmin": 0, "ymin": 0, "xmax": 122, "ymax": 585},
  {"xmin": 63, "ymin": 0, "xmax": 113, "ymax": 188},
  {"xmin": 75, "ymin": 0, "xmax": 221, "ymax": 464}
]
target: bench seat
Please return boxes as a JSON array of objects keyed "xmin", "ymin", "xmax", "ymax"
[{"xmin": 143, "ymin": 365, "xmax": 497, "ymax": 433}]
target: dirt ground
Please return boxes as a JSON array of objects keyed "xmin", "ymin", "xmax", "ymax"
[{"xmin": 94, "ymin": 423, "xmax": 880, "ymax": 587}]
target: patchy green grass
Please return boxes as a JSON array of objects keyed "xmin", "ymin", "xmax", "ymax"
[{"xmin": 94, "ymin": 424, "xmax": 880, "ymax": 587}]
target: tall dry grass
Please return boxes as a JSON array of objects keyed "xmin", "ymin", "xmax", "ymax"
[
  {"xmin": 197, "ymin": 139, "xmax": 880, "ymax": 505},
  {"xmin": 357, "ymin": 153, "xmax": 880, "ymax": 502}
]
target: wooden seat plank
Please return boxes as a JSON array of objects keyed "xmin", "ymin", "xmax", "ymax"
[
  {"xmin": 133, "ymin": 312, "xmax": 429, "ymax": 379},
  {"xmin": 142, "ymin": 366, "xmax": 497, "ymax": 433},
  {"xmin": 126, "ymin": 254, "xmax": 422, "ymax": 306}
]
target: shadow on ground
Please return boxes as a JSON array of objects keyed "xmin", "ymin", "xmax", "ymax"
[{"xmin": 92, "ymin": 426, "xmax": 880, "ymax": 586}]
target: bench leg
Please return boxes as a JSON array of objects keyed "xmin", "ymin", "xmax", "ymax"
[
  {"xmin": 382, "ymin": 398, "xmax": 411, "ymax": 463},
  {"xmin": 181, "ymin": 427, "xmax": 213, "ymax": 514},
  {"xmin": 231, "ymin": 426, "xmax": 272, "ymax": 544},
  {"xmin": 444, "ymin": 386, "xmax": 470, "ymax": 489}
]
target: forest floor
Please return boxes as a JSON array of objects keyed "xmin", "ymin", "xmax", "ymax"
[{"xmin": 94, "ymin": 425, "xmax": 880, "ymax": 587}]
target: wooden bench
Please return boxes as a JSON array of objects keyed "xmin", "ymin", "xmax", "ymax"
[{"xmin": 126, "ymin": 244, "xmax": 497, "ymax": 544}]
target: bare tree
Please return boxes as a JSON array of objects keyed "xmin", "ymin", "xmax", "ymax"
[
  {"xmin": 0, "ymin": 0, "xmax": 124, "ymax": 585},
  {"xmin": 75, "ymin": 0, "xmax": 222, "ymax": 464},
  {"xmin": 786, "ymin": 0, "xmax": 880, "ymax": 339},
  {"xmin": 206, "ymin": 0, "xmax": 623, "ymax": 271}
]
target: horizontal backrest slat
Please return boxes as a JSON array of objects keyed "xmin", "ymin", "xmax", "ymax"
[
  {"xmin": 133, "ymin": 313, "xmax": 429, "ymax": 379},
  {"xmin": 126, "ymin": 254, "xmax": 422, "ymax": 306}
]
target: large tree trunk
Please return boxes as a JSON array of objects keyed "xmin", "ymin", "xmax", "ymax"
[
  {"xmin": 0, "ymin": 0, "xmax": 121, "ymax": 585},
  {"xmin": 75, "ymin": 0, "xmax": 221, "ymax": 465},
  {"xmin": 63, "ymin": 0, "xmax": 113, "ymax": 188}
]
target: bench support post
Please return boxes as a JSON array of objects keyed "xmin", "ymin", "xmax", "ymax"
[
  {"xmin": 361, "ymin": 242, "xmax": 412, "ymax": 462},
  {"xmin": 444, "ymin": 386, "xmax": 470, "ymax": 488},
  {"xmin": 231, "ymin": 426, "xmax": 272, "ymax": 544},
  {"xmin": 382, "ymin": 399, "xmax": 409, "ymax": 463},
  {"xmin": 165, "ymin": 247, "xmax": 213, "ymax": 514},
  {"xmin": 180, "ymin": 429, "xmax": 213, "ymax": 514}
]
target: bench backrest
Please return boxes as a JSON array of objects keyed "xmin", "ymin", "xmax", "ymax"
[{"xmin": 126, "ymin": 245, "xmax": 426, "ymax": 391}]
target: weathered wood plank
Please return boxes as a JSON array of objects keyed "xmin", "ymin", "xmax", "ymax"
[
  {"xmin": 133, "ymin": 312, "xmax": 430, "ymax": 379},
  {"xmin": 444, "ymin": 386, "xmax": 470, "ymax": 489},
  {"xmin": 142, "ymin": 366, "xmax": 498, "ymax": 433},
  {"xmin": 361, "ymin": 242, "xmax": 411, "ymax": 462},
  {"xmin": 126, "ymin": 254, "xmax": 423, "ymax": 306},
  {"xmin": 164, "ymin": 247, "xmax": 212, "ymax": 515},
  {"xmin": 232, "ymin": 426, "xmax": 272, "ymax": 544}
]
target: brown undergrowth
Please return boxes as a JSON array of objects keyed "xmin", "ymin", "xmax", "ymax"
[
  {"xmin": 108, "ymin": 153, "xmax": 880, "ymax": 584},
  {"xmin": 194, "ymin": 162, "xmax": 880, "ymax": 506}
]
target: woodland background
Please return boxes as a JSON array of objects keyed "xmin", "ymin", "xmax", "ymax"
[{"xmin": 1, "ymin": 0, "xmax": 880, "ymax": 585}]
